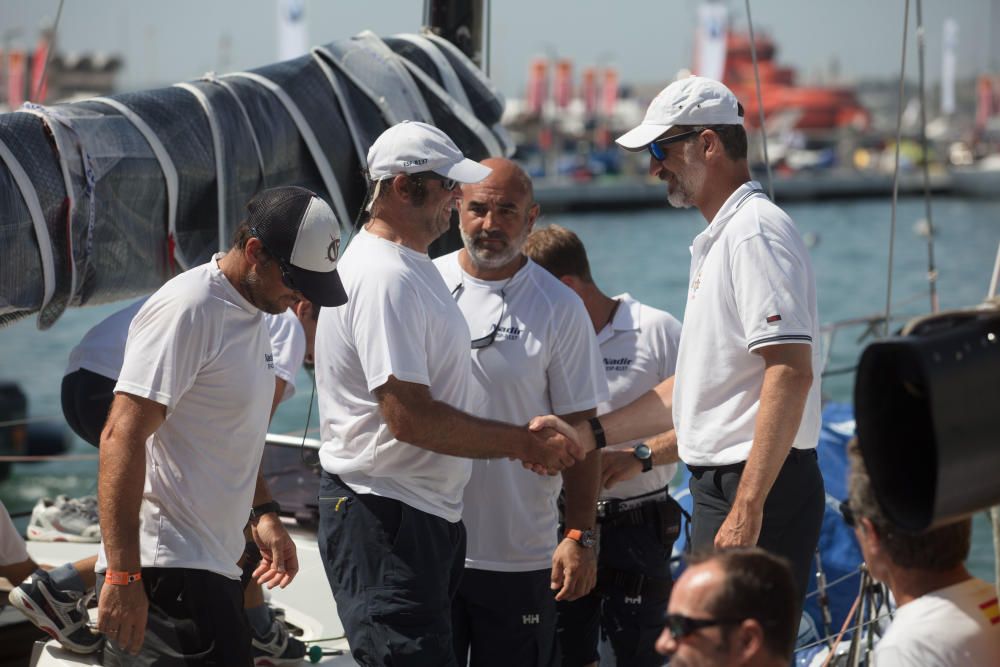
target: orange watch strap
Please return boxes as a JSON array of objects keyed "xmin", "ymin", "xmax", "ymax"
[
  {"xmin": 105, "ymin": 570, "xmax": 142, "ymax": 586},
  {"xmin": 565, "ymin": 528, "xmax": 583, "ymax": 542}
]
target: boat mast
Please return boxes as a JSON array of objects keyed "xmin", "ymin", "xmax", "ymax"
[
  {"xmin": 423, "ymin": 0, "xmax": 491, "ymax": 258},
  {"xmin": 423, "ymin": 0, "xmax": 490, "ymax": 74}
]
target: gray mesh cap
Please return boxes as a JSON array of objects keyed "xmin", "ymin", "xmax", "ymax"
[{"xmin": 246, "ymin": 186, "xmax": 348, "ymax": 307}]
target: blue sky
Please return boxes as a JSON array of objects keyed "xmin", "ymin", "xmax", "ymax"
[{"xmin": 3, "ymin": 0, "xmax": 997, "ymax": 97}]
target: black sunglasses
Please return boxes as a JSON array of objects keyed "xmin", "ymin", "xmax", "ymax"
[
  {"xmin": 664, "ymin": 613, "xmax": 746, "ymax": 640},
  {"xmin": 416, "ymin": 172, "xmax": 459, "ymax": 192},
  {"xmin": 451, "ymin": 282, "xmax": 508, "ymax": 349},
  {"xmin": 647, "ymin": 129, "xmax": 703, "ymax": 161},
  {"xmin": 250, "ymin": 229, "xmax": 298, "ymax": 292}
]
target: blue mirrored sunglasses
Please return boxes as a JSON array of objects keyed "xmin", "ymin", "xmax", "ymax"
[{"xmin": 647, "ymin": 129, "xmax": 702, "ymax": 161}]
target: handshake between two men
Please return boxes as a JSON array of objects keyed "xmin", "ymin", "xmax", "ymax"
[{"xmin": 520, "ymin": 414, "xmax": 591, "ymax": 476}]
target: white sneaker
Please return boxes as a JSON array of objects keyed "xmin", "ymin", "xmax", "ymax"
[{"xmin": 26, "ymin": 497, "xmax": 101, "ymax": 543}]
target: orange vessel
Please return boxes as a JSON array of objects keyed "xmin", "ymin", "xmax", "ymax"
[{"xmin": 723, "ymin": 32, "xmax": 869, "ymax": 132}]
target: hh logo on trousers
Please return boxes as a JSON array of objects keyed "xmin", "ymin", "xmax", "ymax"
[{"xmin": 522, "ymin": 614, "xmax": 540, "ymax": 625}]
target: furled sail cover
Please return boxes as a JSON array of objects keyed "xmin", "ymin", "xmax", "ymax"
[{"xmin": 0, "ymin": 31, "xmax": 507, "ymax": 329}]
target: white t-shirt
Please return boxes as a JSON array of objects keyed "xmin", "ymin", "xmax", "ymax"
[
  {"xmin": 0, "ymin": 501, "xmax": 29, "ymax": 566},
  {"xmin": 65, "ymin": 299, "xmax": 305, "ymax": 402},
  {"xmin": 65, "ymin": 297, "xmax": 149, "ymax": 379},
  {"xmin": 267, "ymin": 308, "xmax": 306, "ymax": 402},
  {"xmin": 435, "ymin": 252, "xmax": 608, "ymax": 572},
  {"xmin": 874, "ymin": 578, "xmax": 1000, "ymax": 666},
  {"xmin": 96, "ymin": 256, "xmax": 275, "ymax": 578},
  {"xmin": 316, "ymin": 229, "xmax": 473, "ymax": 523},
  {"xmin": 672, "ymin": 182, "xmax": 822, "ymax": 466},
  {"xmin": 597, "ymin": 293, "xmax": 682, "ymax": 500}
]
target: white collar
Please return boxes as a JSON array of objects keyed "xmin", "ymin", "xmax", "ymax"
[{"xmin": 598, "ymin": 293, "xmax": 640, "ymax": 342}]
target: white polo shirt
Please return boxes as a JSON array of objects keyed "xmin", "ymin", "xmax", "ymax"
[
  {"xmin": 316, "ymin": 229, "xmax": 473, "ymax": 523},
  {"xmin": 66, "ymin": 298, "xmax": 305, "ymax": 404},
  {"xmin": 597, "ymin": 293, "xmax": 682, "ymax": 500},
  {"xmin": 672, "ymin": 182, "xmax": 822, "ymax": 467},
  {"xmin": 435, "ymin": 252, "xmax": 608, "ymax": 572},
  {"xmin": 97, "ymin": 256, "xmax": 274, "ymax": 578}
]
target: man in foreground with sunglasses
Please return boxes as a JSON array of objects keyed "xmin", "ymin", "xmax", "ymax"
[
  {"xmin": 535, "ymin": 75, "xmax": 824, "ymax": 611},
  {"xmin": 434, "ymin": 158, "xmax": 608, "ymax": 666},
  {"xmin": 95, "ymin": 186, "xmax": 348, "ymax": 664},
  {"xmin": 655, "ymin": 548, "xmax": 798, "ymax": 666},
  {"xmin": 844, "ymin": 441, "xmax": 1000, "ymax": 666},
  {"xmin": 314, "ymin": 123, "xmax": 588, "ymax": 666}
]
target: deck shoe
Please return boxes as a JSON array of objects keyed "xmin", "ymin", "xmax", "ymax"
[
  {"xmin": 251, "ymin": 613, "xmax": 307, "ymax": 666},
  {"xmin": 56, "ymin": 494, "xmax": 100, "ymax": 524},
  {"xmin": 7, "ymin": 568, "xmax": 102, "ymax": 654},
  {"xmin": 26, "ymin": 497, "xmax": 101, "ymax": 542}
]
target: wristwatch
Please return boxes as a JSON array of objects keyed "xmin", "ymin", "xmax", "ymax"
[
  {"xmin": 251, "ymin": 500, "xmax": 281, "ymax": 523},
  {"xmin": 587, "ymin": 417, "xmax": 607, "ymax": 450},
  {"xmin": 633, "ymin": 443, "xmax": 653, "ymax": 473},
  {"xmin": 565, "ymin": 528, "xmax": 597, "ymax": 548}
]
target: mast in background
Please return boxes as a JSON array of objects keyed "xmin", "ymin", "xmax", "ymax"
[
  {"xmin": 423, "ymin": 0, "xmax": 490, "ymax": 258},
  {"xmin": 276, "ymin": 0, "xmax": 308, "ymax": 61},
  {"xmin": 423, "ymin": 0, "xmax": 489, "ymax": 73}
]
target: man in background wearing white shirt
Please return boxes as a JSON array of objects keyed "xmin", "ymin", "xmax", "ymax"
[{"xmin": 526, "ymin": 224, "xmax": 684, "ymax": 667}]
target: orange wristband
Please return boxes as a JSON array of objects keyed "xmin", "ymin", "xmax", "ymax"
[{"xmin": 105, "ymin": 570, "xmax": 142, "ymax": 586}]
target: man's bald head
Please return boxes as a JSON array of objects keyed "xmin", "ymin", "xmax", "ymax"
[{"xmin": 474, "ymin": 157, "xmax": 535, "ymax": 203}]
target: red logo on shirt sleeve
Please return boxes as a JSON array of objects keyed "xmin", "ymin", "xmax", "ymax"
[
  {"xmin": 979, "ymin": 597, "xmax": 1000, "ymax": 625},
  {"xmin": 766, "ymin": 314, "xmax": 782, "ymax": 324}
]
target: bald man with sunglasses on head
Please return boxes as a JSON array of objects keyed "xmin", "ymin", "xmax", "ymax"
[
  {"xmin": 314, "ymin": 123, "xmax": 587, "ymax": 667},
  {"xmin": 435, "ymin": 158, "xmax": 608, "ymax": 667}
]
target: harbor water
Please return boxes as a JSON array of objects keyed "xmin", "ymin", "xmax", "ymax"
[{"xmin": 2, "ymin": 194, "xmax": 999, "ymax": 580}]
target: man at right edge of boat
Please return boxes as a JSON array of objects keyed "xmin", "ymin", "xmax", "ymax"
[{"xmin": 533, "ymin": 75, "xmax": 825, "ymax": 613}]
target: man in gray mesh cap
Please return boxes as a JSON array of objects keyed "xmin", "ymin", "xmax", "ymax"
[{"xmin": 97, "ymin": 186, "xmax": 346, "ymax": 665}]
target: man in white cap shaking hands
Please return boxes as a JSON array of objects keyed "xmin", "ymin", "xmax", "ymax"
[
  {"xmin": 537, "ymin": 76, "xmax": 825, "ymax": 613},
  {"xmin": 314, "ymin": 121, "xmax": 586, "ymax": 666}
]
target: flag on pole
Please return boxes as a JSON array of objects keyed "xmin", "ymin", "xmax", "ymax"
[
  {"xmin": 30, "ymin": 36, "xmax": 50, "ymax": 102},
  {"xmin": 941, "ymin": 18, "xmax": 958, "ymax": 116},
  {"xmin": 7, "ymin": 51, "xmax": 26, "ymax": 108},
  {"xmin": 277, "ymin": 0, "xmax": 308, "ymax": 61},
  {"xmin": 694, "ymin": 2, "xmax": 728, "ymax": 82}
]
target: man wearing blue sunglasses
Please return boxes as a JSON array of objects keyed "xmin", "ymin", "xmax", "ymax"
[{"xmin": 536, "ymin": 76, "xmax": 825, "ymax": 615}]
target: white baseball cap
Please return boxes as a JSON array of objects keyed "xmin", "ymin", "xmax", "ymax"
[
  {"xmin": 616, "ymin": 76, "xmax": 744, "ymax": 151},
  {"xmin": 366, "ymin": 120, "xmax": 492, "ymax": 183}
]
